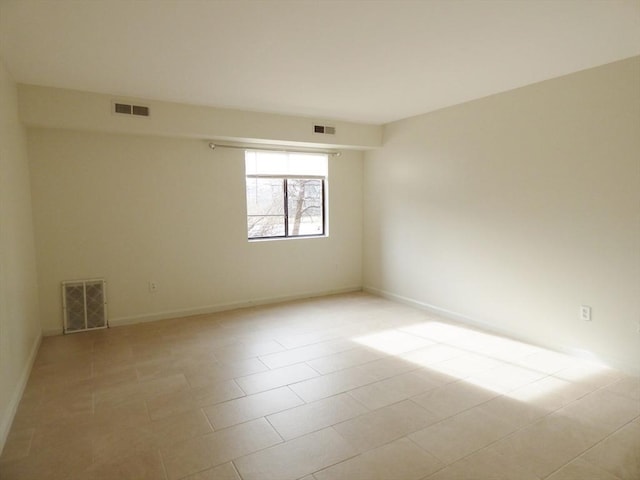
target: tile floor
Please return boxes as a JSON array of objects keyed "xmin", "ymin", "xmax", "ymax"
[{"xmin": 1, "ymin": 292, "xmax": 638, "ymax": 480}]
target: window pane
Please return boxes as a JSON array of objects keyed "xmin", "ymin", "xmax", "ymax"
[
  {"xmin": 287, "ymin": 179, "xmax": 323, "ymax": 236},
  {"xmin": 246, "ymin": 178, "xmax": 285, "ymax": 238}
]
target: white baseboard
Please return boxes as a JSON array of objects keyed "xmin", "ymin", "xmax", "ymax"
[
  {"xmin": 104, "ymin": 286, "xmax": 364, "ymax": 328},
  {"xmin": 0, "ymin": 332, "xmax": 42, "ymax": 455},
  {"xmin": 42, "ymin": 327, "xmax": 63, "ymax": 336},
  {"xmin": 43, "ymin": 287, "xmax": 362, "ymax": 334},
  {"xmin": 364, "ymin": 286, "xmax": 639, "ymax": 376}
]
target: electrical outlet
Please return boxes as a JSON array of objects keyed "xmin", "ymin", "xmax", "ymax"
[
  {"xmin": 580, "ymin": 305, "xmax": 591, "ymax": 321},
  {"xmin": 148, "ymin": 281, "xmax": 158, "ymax": 293}
]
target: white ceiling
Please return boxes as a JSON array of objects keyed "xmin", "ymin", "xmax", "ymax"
[{"xmin": 1, "ymin": 0, "xmax": 639, "ymax": 125}]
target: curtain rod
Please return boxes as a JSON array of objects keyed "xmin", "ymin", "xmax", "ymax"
[{"xmin": 208, "ymin": 142, "xmax": 341, "ymax": 157}]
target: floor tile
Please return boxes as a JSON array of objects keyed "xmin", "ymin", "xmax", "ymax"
[
  {"xmin": 203, "ymin": 386, "xmax": 303, "ymax": 429},
  {"xmin": 352, "ymin": 329, "xmax": 433, "ymax": 355},
  {"xmin": 399, "ymin": 321, "xmax": 474, "ymax": 344},
  {"xmin": 150, "ymin": 409, "xmax": 213, "ymax": 449},
  {"xmin": 94, "ymin": 373, "xmax": 189, "ymax": 409},
  {"xmin": 92, "ymin": 423, "xmax": 156, "ymax": 464},
  {"xmin": 117, "ymin": 449, "xmax": 166, "ymax": 479},
  {"xmin": 31, "ymin": 389, "xmax": 94, "ymax": 426},
  {"xmin": 259, "ymin": 339, "xmax": 355, "ymax": 369},
  {"xmin": 0, "ymin": 427, "xmax": 34, "ymax": 463},
  {"xmin": 333, "ymin": 400, "xmax": 439, "ymax": 453},
  {"xmin": 546, "ymin": 458, "xmax": 623, "ymax": 480},
  {"xmin": 504, "ymin": 375, "xmax": 593, "ymax": 412},
  {"xmin": 516, "ymin": 349, "xmax": 583, "ymax": 375},
  {"xmin": 466, "ymin": 364, "xmax": 547, "ymax": 394},
  {"xmin": 356, "ymin": 356, "xmax": 418, "ymax": 381},
  {"xmin": 475, "ymin": 394, "xmax": 550, "ymax": 429},
  {"xmin": 411, "ymin": 380, "xmax": 498, "ymax": 419},
  {"xmin": 267, "ymin": 393, "xmax": 368, "ymax": 440},
  {"xmin": 212, "ymin": 339, "xmax": 285, "ymax": 363},
  {"xmin": 400, "ymin": 344, "xmax": 469, "ymax": 370},
  {"xmin": 191, "ymin": 379, "xmax": 246, "ymax": 407},
  {"xmin": 145, "ymin": 389, "xmax": 200, "ymax": 420},
  {"xmin": 204, "ymin": 418, "xmax": 283, "ymax": 467},
  {"xmin": 159, "ymin": 433, "xmax": 212, "ymax": 480},
  {"xmin": 146, "ymin": 380, "xmax": 245, "ymax": 420},
  {"xmin": 554, "ymin": 363, "xmax": 623, "ymax": 390},
  {"xmin": 426, "ymin": 352, "xmax": 502, "ymax": 379},
  {"xmin": 424, "ymin": 447, "xmax": 541, "ymax": 480},
  {"xmin": 181, "ymin": 462, "xmax": 241, "ymax": 480},
  {"xmin": 234, "ymin": 427, "xmax": 356, "ymax": 480},
  {"xmin": 78, "ymin": 449, "xmax": 167, "ymax": 480},
  {"xmin": 313, "ymin": 437, "xmax": 443, "ymax": 480},
  {"xmin": 235, "ymin": 363, "xmax": 319, "ymax": 394},
  {"xmin": 185, "ymin": 358, "xmax": 268, "ymax": 389},
  {"xmin": 289, "ymin": 366, "xmax": 379, "ymax": 402},
  {"xmin": 409, "ymin": 406, "xmax": 517, "ymax": 463},
  {"xmin": 603, "ymin": 376, "xmax": 640, "ymax": 401},
  {"xmin": 487, "ymin": 412, "xmax": 609, "ymax": 478},
  {"xmin": 161, "ymin": 418, "xmax": 281, "ymax": 480},
  {"xmin": 557, "ymin": 388, "xmax": 640, "ymax": 433},
  {"xmin": 306, "ymin": 347, "xmax": 386, "ymax": 374},
  {"xmin": 348, "ymin": 370, "xmax": 443, "ymax": 410},
  {"xmin": 0, "ymin": 436, "xmax": 93, "ymax": 480},
  {"xmin": 91, "ymin": 398, "xmax": 151, "ymax": 433},
  {"xmin": 580, "ymin": 419, "xmax": 640, "ymax": 480}
]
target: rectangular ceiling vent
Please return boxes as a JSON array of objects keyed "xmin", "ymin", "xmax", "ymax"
[
  {"xmin": 313, "ymin": 124, "xmax": 336, "ymax": 135},
  {"xmin": 113, "ymin": 102, "xmax": 150, "ymax": 117},
  {"xmin": 62, "ymin": 279, "xmax": 108, "ymax": 334}
]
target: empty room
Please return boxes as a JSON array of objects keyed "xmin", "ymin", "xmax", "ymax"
[{"xmin": 0, "ymin": 1, "xmax": 639, "ymax": 479}]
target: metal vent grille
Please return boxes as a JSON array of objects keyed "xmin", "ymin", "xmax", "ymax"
[
  {"xmin": 62, "ymin": 279, "xmax": 108, "ymax": 333},
  {"xmin": 114, "ymin": 103, "xmax": 132, "ymax": 114},
  {"xmin": 113, "ymin": 102, "xmax": 150, "ymax": 117},
  {"xmin": 132, "ymin": 105, "xmax": 149, "ymax": 116},
  {"xmin": 313, "ymin": 124, "xmax": 336, "ymax": 135}
]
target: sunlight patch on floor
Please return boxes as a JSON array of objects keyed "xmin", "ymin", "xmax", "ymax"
[
  {"xmin": 353, "ymin": 320, "xmax": 609, "ymax": 401},
  {"xmin": 353, "ymin": 330, "xmax": 433, "ymax": 355}
]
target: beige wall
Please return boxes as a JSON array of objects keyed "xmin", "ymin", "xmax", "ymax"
[
  {"xmin": 0, "ymin": 60, "xmax": 41, "ymax": 450},
  {"xmin": 19, "ymin": 85, "xmax": 382, "ymax": 149},
  {"xmin": 363, "ymin": 57, "xmax": 640, "ymax": 372},
  {"xmin": 29, "ymin": 129, "xmax": 363, "ymax": 333}
]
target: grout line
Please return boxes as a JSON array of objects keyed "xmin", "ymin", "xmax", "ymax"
[
  {"xmin": 201, "ymin": 407, "xmax": 216, "ymax": 432},
  {"xmin": 264, "ymin": 415, "xmax": 286, "ymax": 443},
  {"xmin": 157, "ymin": 447, "xmax": 170, "ymax": 480},
  {"xmin": 230, "ymin": 460, "xmax": 245, "ymax": 480},
  {"xmin": 304, "ymin": 361, "xmax": 325, "ymax": 376}
]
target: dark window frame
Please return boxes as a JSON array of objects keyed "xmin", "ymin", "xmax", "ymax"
[{"xmin": 246, "ymin": 175, "xmax": 326, "ymax": 240}]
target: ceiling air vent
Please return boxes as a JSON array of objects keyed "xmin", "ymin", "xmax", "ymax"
[
  {"xmin": 113, "ymin": 101, "xmax": 150, "ymax": 117},
  {"xmin": 313, "ymin": 124, "xmax": 336, "ymax": 135}
]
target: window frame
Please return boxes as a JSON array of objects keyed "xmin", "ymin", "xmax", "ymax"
[{"xmin": 245, "ymin": 172, "xmax": 327, "ymax": 241}]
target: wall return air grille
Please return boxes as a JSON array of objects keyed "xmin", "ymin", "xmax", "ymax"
[
  {"xmin": 62, "ymin": 279, "xmax": 108, "ymax": 334},
  {"xmin": 313, "ymin": 124, "xmax": 336, "ymax": 135},
  {"xmin": 113, "ymin": 101, "xmax": 150, "ymax": 117}
]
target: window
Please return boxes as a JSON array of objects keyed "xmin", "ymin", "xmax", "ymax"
[{"xmin": 245, "ymin": 150, "xmax": 327, "ymax": 240}]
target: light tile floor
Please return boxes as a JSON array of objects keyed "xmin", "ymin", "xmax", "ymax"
[{"xmin": 1, "ymin": 292, "xmax": 638, "ymax": 479}]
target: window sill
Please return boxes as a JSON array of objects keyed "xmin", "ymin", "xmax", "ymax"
[{"xmin": 248, "ymin": 234, "xmax": 328, "ymax": 243}]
